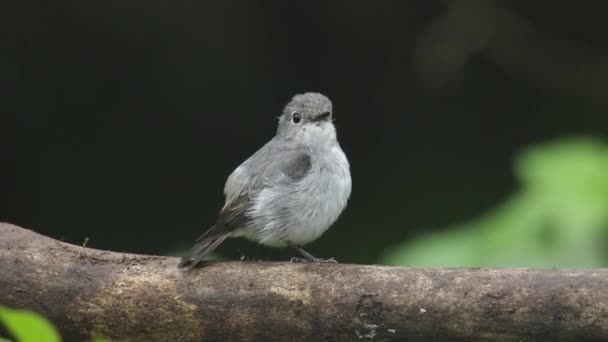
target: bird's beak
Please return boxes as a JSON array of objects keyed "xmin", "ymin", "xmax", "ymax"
[{"xmin": 314, "ymin": 112, "xmax": 332, "ymax": 122}]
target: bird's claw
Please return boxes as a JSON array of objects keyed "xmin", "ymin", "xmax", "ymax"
[
  {"xmin": 290, "ymin": 257, "xmax": 337, "ymax": 263},
  {"xmin": 290, "ymin": 257, "xmax": 307, "ymax": 263},
  {"xmin": 320, "ymin": 257, "xmax": 338, "ymax": 263}
]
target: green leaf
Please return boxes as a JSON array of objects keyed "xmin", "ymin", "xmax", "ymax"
[
  {"xmin": 0, "ymin": 306, "xmax": 61, "ymax": 342},
  {"xmin": 383, "ymin": 137, "xmax": 608, "ymax": 267}
]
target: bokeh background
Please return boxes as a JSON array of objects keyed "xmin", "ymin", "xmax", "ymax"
[{"xmin": 2, "ymin": 0, "xmax": 608, "ymax": 267}]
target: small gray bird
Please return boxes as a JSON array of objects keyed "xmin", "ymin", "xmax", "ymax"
[{"xmin": 179, "ymin": 92, "xmax": 352, "ymax": 270}]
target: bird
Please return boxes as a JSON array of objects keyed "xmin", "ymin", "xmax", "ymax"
[{"xmin": 178, "ymin": 92, "xmax": 351, "ymax": 270}]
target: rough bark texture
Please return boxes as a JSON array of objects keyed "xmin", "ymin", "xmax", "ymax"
[{"xmin": 0, "ymin": 223, "xmax": 607, "ymax": 341}]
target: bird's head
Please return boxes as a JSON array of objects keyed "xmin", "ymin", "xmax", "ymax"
[{"xmin": 277, "ymin": 92, "xmax": 336, "ymax": 144}]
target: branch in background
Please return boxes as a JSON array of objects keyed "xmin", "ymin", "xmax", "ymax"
[
  {"xmin": 414, "ymin": 0, "xmax": 608, "ymax": 99},
  {"xmin": 0, "ymin": 223, "xmax": 607, "ymax": 341}
]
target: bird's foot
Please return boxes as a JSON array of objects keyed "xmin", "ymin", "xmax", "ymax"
[
  {"xmin": 286, "ymin": 241, "xmax": 338, "ymax": 264},
  {"xmin": 290, "ymin": 257, "xmax": 337, "ymax": 263}
]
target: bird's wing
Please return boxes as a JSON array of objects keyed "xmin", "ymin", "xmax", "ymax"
[
  {"xmin": 179, "ymin": 143, "xmax": 311, "ymax": 269},
  {"xmin": 219, "ymin": 142, "xmax": 311, "ymax": 231}
]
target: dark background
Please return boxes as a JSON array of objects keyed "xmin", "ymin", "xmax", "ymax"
[{"xmin": 2, "ymin": 1, "xmax": 608, "ymax": 264}]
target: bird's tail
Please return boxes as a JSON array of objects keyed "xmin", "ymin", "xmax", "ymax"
[{"xmin": 178, "ymin": 225, "xmax": 231, "ymax": 271}]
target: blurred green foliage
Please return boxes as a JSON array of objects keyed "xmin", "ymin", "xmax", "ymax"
[
  {"xmin": 383, "ymin": 137, "xmax": 608, "ymax": 267},
  {"xmin": 0, "ymin": 306, "xmax": 60, "ymax": 342},
  {"xmin": 0, "ymin": 306, "xmax": 108, "ymax": 342}
]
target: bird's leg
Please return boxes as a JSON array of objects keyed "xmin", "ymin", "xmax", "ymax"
[{"xmin": 287, "ymin": 241, "xmax": 337, "ymax": 263}]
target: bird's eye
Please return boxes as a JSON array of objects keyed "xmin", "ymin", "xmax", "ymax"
[{"xmin": 291, "ymin": 112, "xmax": 302, "ymax": 124}]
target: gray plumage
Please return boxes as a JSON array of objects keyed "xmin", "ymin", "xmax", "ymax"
[{"xmin": 179, "ymin": 92, "xmax": 351, "ymax": 270}]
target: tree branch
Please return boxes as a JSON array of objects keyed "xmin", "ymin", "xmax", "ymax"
[
  {"xmin": 414, "ymin": 0, "xmax": 608, "ymax": 99},
  {"xmin": 1, "ymin": 223, "xmax": 607, "ymax": 341}
]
